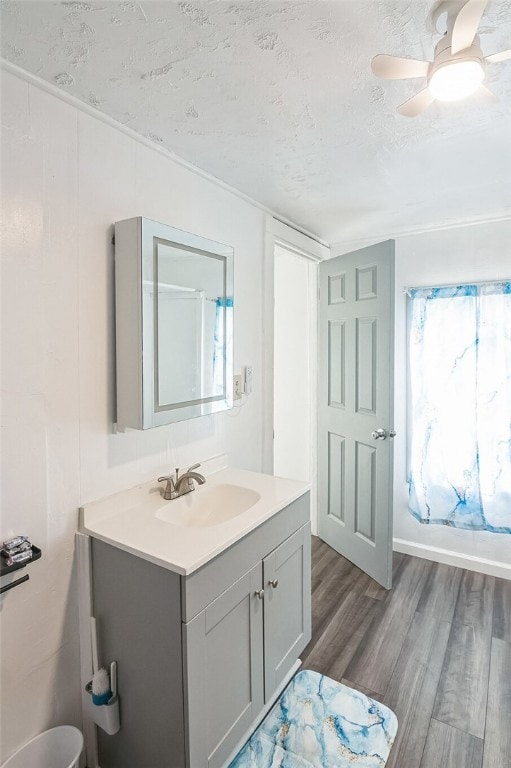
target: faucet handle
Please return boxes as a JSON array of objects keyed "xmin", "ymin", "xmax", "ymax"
[
  {"xmin": 158, "ymin": 474, "xmax": 177, "ymax": 500},
  {"xmin": 187, "ymin": 463, "xmax": 201, "ymax": 472},
  {"xmin": 158, "ymin": 474, "xmax": 175, "ymax": 487}
]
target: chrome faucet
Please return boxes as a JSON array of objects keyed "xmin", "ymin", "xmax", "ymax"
[{"xmin": 158, "ymin": 463, "xmax": 206, "ymax": 500}]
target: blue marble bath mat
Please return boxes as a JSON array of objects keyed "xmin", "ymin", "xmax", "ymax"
[{"xmin": 228, "ymin": 669, "xmax": 398, "ymax": 768}]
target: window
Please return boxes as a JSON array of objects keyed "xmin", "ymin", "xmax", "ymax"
[{"xmin": 408, "ymin": 282, "xmax": 511, "ymax": 533}]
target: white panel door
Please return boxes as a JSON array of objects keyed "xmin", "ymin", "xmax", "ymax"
[{"xmin": 318, "ymin": 241, "xmax": 395, "ymax": 588}]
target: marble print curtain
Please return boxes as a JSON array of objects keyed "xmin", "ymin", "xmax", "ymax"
[{"xmin": 408, "ymin": 282, "xmax": 511, "ymax": 533}]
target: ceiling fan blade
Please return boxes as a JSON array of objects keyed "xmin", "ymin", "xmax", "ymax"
[
  {"xmin": 371, "ymin": 54, "xmax": 430, "ymax": 80},
  {"xmin": 451, "ymin": 0, "xmax": 488, "ymax": 55},
  {"xmin": 398, "ymin": 88, "xmax": 435, "ymax": 117},
  {"xmin": 486, "ymin": 49, "xmax": 511, "ymax": 64},
  {"xmin": 475, "ymin": 84, "xmax": 499, "ymax": 102}
]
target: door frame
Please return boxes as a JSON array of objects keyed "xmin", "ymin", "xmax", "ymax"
[{"xmin": 263, "ymin": 217, "xmax": 329, "ymax": 532}]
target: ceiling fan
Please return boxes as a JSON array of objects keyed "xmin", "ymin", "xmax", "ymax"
[{"xmin": 371, "ymin": 0, "xmax": 511, "ymax": 116}]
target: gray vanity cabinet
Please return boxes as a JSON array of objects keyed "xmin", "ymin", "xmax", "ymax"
[
  {"xmin": 183, "ymin": 522, "xmax": 311, "ymax": 768},
  {"xmin": 90, "ymin": 491, "xmax": 311, "ymax": 768},
  {"xmin": 263, "ymin": 524, "xmax": 311, "ymax": 698},
  {"xmin": 184, "ymin": 563, "xmax": 264, "ymax": 768}
]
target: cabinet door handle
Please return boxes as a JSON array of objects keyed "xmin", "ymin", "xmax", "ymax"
[
  {"xmin": 268, "ymin": 579, "xmax": 279, "ymax": 589},
  {"xmin": 254, "ymin": 589, "xmax": 264, "ymax": 599}
]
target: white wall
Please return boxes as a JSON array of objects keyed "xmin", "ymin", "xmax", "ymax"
[
  {"xmin": 393, "ymin": 219, "xmax": 511, "ymax": 578},
  {"xmin": 0, "ymin": 70, "xmax": 266, "ymax": 761}
]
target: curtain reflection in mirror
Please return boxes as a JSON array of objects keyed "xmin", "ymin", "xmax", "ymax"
[{"xmin": 214, "ymin": 297, "xmax": 233, "ymax": 397}]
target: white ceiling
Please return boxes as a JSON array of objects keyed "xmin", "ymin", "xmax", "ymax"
[{"xmin": 2, "ymin": 0, "xmax": 511, "ymax": 243}]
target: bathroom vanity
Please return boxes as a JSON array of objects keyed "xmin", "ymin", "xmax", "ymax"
[{"xmin": 79, "ymin": 468, "xmax": 311, "ymax": 768}]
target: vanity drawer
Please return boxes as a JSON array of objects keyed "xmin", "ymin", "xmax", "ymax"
[{"xmin": 181, "ymin": 491, "xmax": 310, "ymax": 622}]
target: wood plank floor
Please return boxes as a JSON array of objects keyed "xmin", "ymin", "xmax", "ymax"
[{"xmin": 302, "ymin": 537, "xmax": 511, "ymax": 768}]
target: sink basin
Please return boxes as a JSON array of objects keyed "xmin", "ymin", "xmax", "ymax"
[
  {"xmin": 155, "ymin": 483, "xmax": 261, "ymax": 528},
  {"xmin": 80, "ymin": 466, "xmax": 310, "ymax": 574}
]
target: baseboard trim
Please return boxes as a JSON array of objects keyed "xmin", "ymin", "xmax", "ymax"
[{"xmin": 393, "ymin": 538, "xmax": 511, "ymax": 581}]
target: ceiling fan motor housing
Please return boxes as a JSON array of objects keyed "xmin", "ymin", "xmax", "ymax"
[{"xmin": 428, "ymin": 35, "xmax": 485, "ymax": 84}]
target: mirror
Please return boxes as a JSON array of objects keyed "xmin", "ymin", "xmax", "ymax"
[{"xmin": 115, "ymin": 217, "xmax": 233, "ymax": 429}]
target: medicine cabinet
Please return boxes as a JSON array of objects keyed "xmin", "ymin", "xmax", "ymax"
[{"xmin": 115, "ymin": 217, "xmax": 233, "ymax": 429}]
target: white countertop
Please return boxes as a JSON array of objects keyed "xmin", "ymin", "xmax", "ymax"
[{"xmin": 79, "ymin": 467, "xmax": 310, "ymax": 576}]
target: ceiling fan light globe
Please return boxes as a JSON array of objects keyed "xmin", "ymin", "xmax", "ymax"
[{"xmin": 429, "ymin": 60, "xmax": 485, "ymax": 101}]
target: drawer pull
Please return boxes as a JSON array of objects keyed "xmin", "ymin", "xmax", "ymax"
[
  {"xmin": 254, "ymin": 589, "xmax": 264, "ymax": 599},
  {"xmin": 269, "ymin": 579, "xmax": 279, "ymax": 589}
]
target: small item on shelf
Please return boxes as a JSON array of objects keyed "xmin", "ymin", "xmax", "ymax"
[
  {"xmin": 2, "ymin": 535, "xmax": 30, "ymax": 551},
  {"xmin": 2, "ymin": 549, "xmax": 33, "ymax": 566},
  {"xmin": 2, "ymin": 535, "xmax": 33, "ymax": 566},
  {"xmin": 1, "ymin": 536, "xmax": 34, "ymax": 566},
  {"xmin": 1, "ymin": 541, "xmax": 31, "ymax": 557}
]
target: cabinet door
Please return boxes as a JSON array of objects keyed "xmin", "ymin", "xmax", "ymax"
[
  {"xmin": 183, "ymin": 562, "xmax": 264, "ymax": 768},
  {"xmin": 263, "ymin": 522, "xmax": 312, "ymax": 700}
]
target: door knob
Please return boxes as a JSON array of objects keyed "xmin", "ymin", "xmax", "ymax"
[
  {"xmin": 268, "ymin": 579, "xmax": 279, "ymax": 589},
  {"xmin": 254, "ymin": 589, "xmax": 264, "ymax": 599},
  {"xmin": 371, "ymin": 428, "xmax": 387, "ymax": 440}
]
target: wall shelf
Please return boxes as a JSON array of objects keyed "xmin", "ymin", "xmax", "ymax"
[{"xmin": 1, "ymin": 545, "xmax": 41, "ymax": 577}]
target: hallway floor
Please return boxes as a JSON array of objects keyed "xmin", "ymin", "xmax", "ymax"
[{"xmin": 302, "ymin": 537, "xmax": 511, "ymax": 768}]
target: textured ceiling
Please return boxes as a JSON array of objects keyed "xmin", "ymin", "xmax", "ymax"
[{"xmin": 1, "ymin": 0, "xmax": 511, "ymax": 243}]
